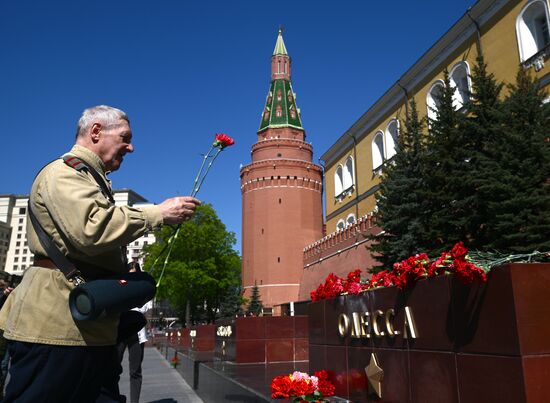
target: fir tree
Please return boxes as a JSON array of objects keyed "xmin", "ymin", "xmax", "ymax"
[
  {"xmin": 423, "ymin": 69, "xmax": 469, "ymax": 252},
  {"xmin": 246, "ymin": 282, "xmax": 263, "ymax": 316},
  {"xmin": 482, "ymin": 68, "xmax": 550, "ymax": 252},
  {"xmin": 370, "ymin": 98, "xmax": 430, "ymax": 269},
  {"xmin": 459, "ymin": 56, "xmax": 505, "ymax": 249},
  {"xmin": 219, "ymin": 285, "xmax": 244, "ymax": 318}
]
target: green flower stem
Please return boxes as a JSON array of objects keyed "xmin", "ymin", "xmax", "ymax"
[
  {"xmin": 156, "ymin": 226, "xmax": 181, "ymax": 287},
  {"xmin": 155, "ymin": 147, "xmax": 225, "ymax": 286},
  {"xmin": 190, "ymin": 145, "xmax": 215, "ymax": 196},
  {"xmin": 191, "ymin": 147, "xmax": 223, "ymax": 197}
]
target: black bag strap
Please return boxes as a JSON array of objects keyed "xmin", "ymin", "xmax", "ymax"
[
  {"xmin": 28, "ymin": 201, "xmax": 83, "ymax": 284},
  {"xmin": 27, "ymin": 155, "xmax": 114, "ymax": 284}
]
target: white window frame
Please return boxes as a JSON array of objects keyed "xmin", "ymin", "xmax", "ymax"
[
  {"xmin": 372, "ymin": 131, "xmax": 385, "ymax": 172},
  {"xmin": 336, "ymin": 219, "xmax": 345, "ymax": 231},
  {"xmin": 516, "ymin": 0, "xmax": 550, "ymax": 63},
  {"xmin": 426, "ymin": 80, "xmax": 445, "ymax": 125},
  {"xmin": 343, "ymin": 156, "xmax": 354, "ymax": 191},
  {"xmin": 334, "ymin": 165, "xmax": 343, "ymax": 198},
  {"xmin": 346, "ymin": 213, "xmax": 356, "ymax": 227},
  {"xmin": 385, "ymin": 119, "xmax": 399, "ymax": 160},
  {"xmin": 449, "ymin": 61, "xmax": 471, "ymax": 110}
]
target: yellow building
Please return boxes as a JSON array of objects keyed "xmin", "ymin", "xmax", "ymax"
[{"xmin": 321, "ymin": 0, "xmax": 550, "ymax": 233}]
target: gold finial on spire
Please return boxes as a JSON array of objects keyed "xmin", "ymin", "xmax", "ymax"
[{"xmin": 273, "ymin": 26, "xmax": 288, "ymax": 56}]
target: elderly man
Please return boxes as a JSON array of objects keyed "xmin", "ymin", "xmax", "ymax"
[{"xmin": 0, "ymin": 105, "xmax": 200, "ymax": 402}]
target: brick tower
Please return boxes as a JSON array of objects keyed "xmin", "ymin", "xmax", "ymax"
[{"xmin": 240, "ymin": 29, "xmax": 323, "ymax": 312}]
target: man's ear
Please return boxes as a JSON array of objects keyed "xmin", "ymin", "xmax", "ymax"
[{"xmin": 90, "ymin": 123, "xmax": 102, "ymax": 143}]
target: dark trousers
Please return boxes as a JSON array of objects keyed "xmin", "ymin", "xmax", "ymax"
[
  {"xmin": 117, "ymin": 334, "xmax": 144, "ymax": 403},
  {"xmin": 3, "ymin": 341, "xmax": 125, "ymax": 403}
]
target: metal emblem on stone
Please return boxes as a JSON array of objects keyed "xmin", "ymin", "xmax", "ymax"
[{"xmin": 365, "ymin": 353, "xmax": 384, "ymax": 398}]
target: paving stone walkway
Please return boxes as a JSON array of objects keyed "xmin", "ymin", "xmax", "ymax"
[{"xmin": 119, "ymin": 347, "xmax": 203, "ymax": 403}]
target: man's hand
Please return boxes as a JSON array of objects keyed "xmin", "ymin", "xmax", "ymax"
[{"xmin": 158, "ymin": 196, "xmax": 202, "ymax": 225}]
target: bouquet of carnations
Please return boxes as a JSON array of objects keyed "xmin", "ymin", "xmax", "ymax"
[{"xmin": 271, "ymin": 370, "xmax": 336, "ymax": 402}]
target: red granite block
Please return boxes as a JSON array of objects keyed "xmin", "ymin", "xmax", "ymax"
[
  {"xmin": 294, "ymin": 338, "xmax": 308, "ymax": 361},
  {"xmin": 236, "ymin": 339, "xmax": 266, "ymax": 363},
  {"xmin": 523, "ymin": 355, "xmax": 550, "ymax": 402},
  {"xmin": 409, "ymin": 350, "xmax": 458, "ymax": 403},
  {"xmin": 309, "ymin": 344, "xmax": 326, "ymax": 374},
  {"xmin": 308, "ymin": 300, "xmax": 326, "ymax": 345},
  {"xmin": 404, "ymin": 275, "xmax": 453, "ymax": 352},
  {"xmin": 266, "ymin": 339, "xmax": 293, "ymax": 362},
  {"xmin": 510, "ymin": 263, "xmax": 550, "ymax": 355},
  {"xmin": 457, "ymin": 353, "xmax": 526, "ymax": 403},
  {"xmin": 266, "ymin": 316, "xmax": 294, "ymax": 339},
  {"xmin": 325, "ymin": 296, "xmax": 349, "ymax": 346},
  {"xmin": 294, "ymin": 315, "xmax": 309, "ymax": 338},
  {"xmin": 236, "ymin": 316, "xmax": 266, "ymax": 340},
  {"xmin": 326, "ymin": 345, "xmax": 349, "ymax": 399}
]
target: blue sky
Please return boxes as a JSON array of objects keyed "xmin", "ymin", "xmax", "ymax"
[{"xmin": 0, "ymin": 0, "xmax": 475, "ymax": 253}]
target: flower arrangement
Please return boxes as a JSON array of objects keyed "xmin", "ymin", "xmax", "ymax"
[
  {"xmin": 271, "ymin": 370, "xmax": 336, "ymax": 402},
  {"xmin": 170, "ymin": 355, "xmax": 179, "ymax": 368},
  {"xmin": 311, "ymin": 242, "xmax": 487, "ymax": 302}
]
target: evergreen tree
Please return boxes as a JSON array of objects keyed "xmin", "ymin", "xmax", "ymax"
[
  {"xmin": 219, "ymin": 285, "xmax": 245, "ymax": 318},
  {"xmin": 423, "ymin": 68, "xmax": 469, "ymax": 252},
  {"xmin": 370, "ymin": 98, "xmax": 430, "ymax": 269},
  {"xmin": 246, "ymin": 282, "xmax": 263, "ymax": 316},
  {"xmin": 459, "ymin": 56, "xmax": 505, "ymax": 250},
  {"xmin": 482, "ymin": 68, "xmax": 550, "ymax": 252}
]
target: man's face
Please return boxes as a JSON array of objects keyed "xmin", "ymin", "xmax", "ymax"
[{"xmin": 96, "ymin": 119, "xmax": 134, "ymax": 172}]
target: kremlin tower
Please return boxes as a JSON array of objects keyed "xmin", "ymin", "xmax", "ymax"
[{"xmin": 240, "ymin": 29, "xmax": 323, "ymax": 313}]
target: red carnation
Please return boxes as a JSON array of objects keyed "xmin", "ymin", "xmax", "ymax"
[
  {"xmin": 271, "ymin": 375, "xmax": 292, "ymax": 399},
  {"xmin": 214, "ymin": 133, "xmax": 235, "ymax": 149},
  {"xmin": 317, "ymin": 378, "xmax": 336, "ymax": 397},
  {"xmin": 450, "ymin": 241, "xmax": 468, "ymax": 260},
  {"xmin": 292, "ymin": 378, "xmax": 315, "ymax": 396}
]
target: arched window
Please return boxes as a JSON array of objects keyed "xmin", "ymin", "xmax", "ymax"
[
  {"xmin": 450, "ymin": 62, "xmax": 471, "ymax": 109},
  {"xmin": 346, "ymin": 214, "xmax": 356, "ymax": 226},
  {"xmin": 427, "ymin": 81, "xmax": 444, "ymax": 124},
  {"xmin": 343, "ymin": 156, "xmax": 354, "ymax": 190},
  {"xmin": 334, "ymin": 165, "xmax": 343, "ymax": 197},
  {"xmin": 385, "ymin": 119, "xmax": 399, "ymax": 159},
  {"xmin": 336, "ymin": 219, "xmax": 345, "ymax": 231},
  {"xmin": 517, "ymin": 0, "xmax": 550, "ymax": 63},
  {"xmin": 372, "ymin": 131, "xmax": 385, "ymax": 170}
]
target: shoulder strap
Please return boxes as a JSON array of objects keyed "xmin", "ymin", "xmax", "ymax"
[
  {"xmin": 63, "ymin": 154, "xmax": 115, "ymax": 204},
  {"xmin": 28, "ymin": 201, "xmax": 82, "ymax": 283}
]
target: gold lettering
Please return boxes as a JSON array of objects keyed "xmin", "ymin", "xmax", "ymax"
[
  {"xmin": 385, "ymin": 309, "xmax": 400, "ymax": 337},
  {"xmin": 338, "ymin": 313, "xmax": 350, "ymax": 337},
  {"xmin": 359, "ymin": 312, "xmax": 371, "ymax": 338},
  {"xmin": 351, "ymin": 312, "xmax": 361, "ymax": 338},
  {"xmin": 403, "ymin": 306, "xmax": 418, "ymax": 339},
  {"xmin": 372, "ymin": 310, "xmax": 385, "ymax": 337}
]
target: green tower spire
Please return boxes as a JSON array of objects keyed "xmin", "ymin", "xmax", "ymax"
[{"xmin": 259, "ymin": 29, "xmax": 304, "ymax": 132}]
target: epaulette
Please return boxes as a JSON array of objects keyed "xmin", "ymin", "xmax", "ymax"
[{"xmin": 62, "ymin": 154, "xmax": 88, "ymax": 172}]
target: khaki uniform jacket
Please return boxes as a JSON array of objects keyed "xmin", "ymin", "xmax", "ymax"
[{"xmin": 0, "ymin": 145, "xmax": 163, "ymax": 346}]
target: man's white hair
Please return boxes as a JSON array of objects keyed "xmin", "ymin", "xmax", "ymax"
[{"xmin": 76, "ymin": 105, "xmax": 129, "ymax": 138}]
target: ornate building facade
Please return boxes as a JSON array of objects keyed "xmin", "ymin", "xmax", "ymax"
[{"xmin": 240, "ymin": 30, "xmax": 323, "ymax": 312}]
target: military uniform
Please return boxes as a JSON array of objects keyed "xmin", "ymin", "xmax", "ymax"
[{"xmin": 0, "ymin": 144, "xmax": 163, "ymax": 401}]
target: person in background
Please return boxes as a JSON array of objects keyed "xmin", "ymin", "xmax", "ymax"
[{"xmin": 117, "ymin": 261, "xmax": 152, "ymax": 403}]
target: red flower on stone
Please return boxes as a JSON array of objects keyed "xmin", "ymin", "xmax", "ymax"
[
  {"xmin": 271, "ymin": 375, "xmax": 292, "ymax": 399},
  {"xmin": 292, "ymin": 378, "xmax": 315, "ymax": 396},
  {"xmin": 450, "ymin": 241, "xmax": 468, "ymax": 260},
  {"xmin": 214, "ymin": 133, "xmax": 235, "ymax": 149}
]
